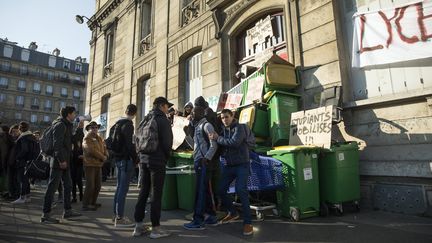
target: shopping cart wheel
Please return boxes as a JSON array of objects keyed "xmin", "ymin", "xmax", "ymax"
[
  {"xmin": 320, "ymin": 202, "xmax": 329, "ymax": 217},
  {"xmin": 334, "ymin": 204, "xmax": 343, "ymax": 216},
  {"xmin": 354, "ymin": 201, "xmax": 360, "ymax": 212},
  {"xmin": 289, "ymin": 208, "xmax": 300, "ymax": 222},
  {"xmin": 256, "ymin": 211, "xmax": 264, "ymax": 221}
]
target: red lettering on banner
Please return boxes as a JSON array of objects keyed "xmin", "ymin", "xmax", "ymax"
[
  {"xmin": 395, "ymin": 4, "xmax": 420, "ymax": 44},
  {"xmin": 358, "ymin": 2, "xmax": 432, "ymax": 54},
  {"xmin": 418, "ymin": 3, "xmax": 432, "ymax": 41},
  {"xmin": 378, "ymin": 9, "xmax": 398, "ymax": 47},
  {"xmin": 359, "ymin": 14, "xmax": 384, "ymax": 53}
]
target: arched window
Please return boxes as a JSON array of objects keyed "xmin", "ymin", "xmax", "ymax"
[{"xmin": 184, "ymin": 52, "xmax": 202, "ymax": 103}]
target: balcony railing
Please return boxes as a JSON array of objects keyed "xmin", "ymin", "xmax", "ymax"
[
  {"xmin": 139, "ymin": 34, "xmax": 152, "ymax": 56},
  {"xmin": 31, "ymin": 105, "xmax": 39, "ymax": 110},
  {"xmin": 0, "ymin": 67, "xmax": 86, "ymax": 86},
  {"xmin": 181, "ymin": 0, "xmax": 206, "ymax": 27}
]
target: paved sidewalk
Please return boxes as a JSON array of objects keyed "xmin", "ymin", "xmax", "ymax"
[{"xmin": 1, "ymin": 180, "xmax": 431, "ymax": 243}]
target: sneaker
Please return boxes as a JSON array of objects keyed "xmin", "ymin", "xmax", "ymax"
[
  {"xmin": 63, "ymin": 210, "xmax": 82, "ymax": 219},
  {"xmin": 11, "ymin": 197, "xmax": 26, "ymax": 204},
  {"xmin": 114, "ymin": 217, "xmax": 135, "ymax": 228},
  {"xmin": 40, "ymin": 215, "xmax": 60, "ymax": 224},
  {"xmin": 243, "ymin": 224, "xmax": 253, "ymax": 236},
  {"xmin": 149, "ymin": 227, "xmax": 170, "ymax": 239},
  {"xmin": 219, "ymin": 213, "xmax": 239, "ymax": 224},
  {"xmin": 204, "ymin": 215, "xmax": 218, "ymax": 226},
  {"xmin": 132, "ymin": 223, "xmax": 151, "ymax": 237},
  {"xmin": 183, "ymin": 221, "xmax": 205, "ymax": 230}
]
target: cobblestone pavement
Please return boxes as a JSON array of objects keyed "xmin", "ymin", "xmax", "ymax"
[{"xmin": 1, "ymin": 180, "xmax": 431, "ymax": 243}]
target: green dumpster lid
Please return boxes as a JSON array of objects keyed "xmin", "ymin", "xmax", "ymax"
[
  {"xmin": 172, "ymin": 151, "xmax": 193, "ymax": 159},
  {"xmin": 266, "ymin": 90, "xmax": 301, "ymax": 102},
  {"xmin": 322, "ymin": 141, "xmax": 359, "ymax": 153},
  {"xmin": 267, "ymin": 145, "xmax": 320, "ymax": 155}
]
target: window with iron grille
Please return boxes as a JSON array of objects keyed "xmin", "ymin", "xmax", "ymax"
[
  {"xmin": 30, "ymin": 114, "xmax": 38, "ymax": 123},
  {"xmin": 46, "ymin": 85, "xmax": 53, "ymax": 95},
  {"xmin": 63, "ymin": 60, "xmax": 71, "ymax": 69},
  {"xmin": 16, "ymin": 96, "xmax": 24, "ymax": 107},
  {"xmin": 61, "ymin": 87, "xmax": 68, "ymax": 97},
  {"xmin": 45, "ymin": 99, "xmax": 53, "ymax": 111},
  {"xmin": 33, "ymin": 82, "xmax": 41, "ymax": 93},
  {"xmin": 18, "ymin": 80, "xmax": 26, "ymax": 91},
  {"xmin": 0, "ymin": 77, "xmax": 8, "ymax": 88},
  {"xmin": 73, "ymin": 89, "xmax": 80, "ymax": 99},
  {"xmin": 31, "ymin": 98, "xmax": 39, "ymax": 109},
  {"xmin": 0, "ymin": 93, "xmax": 6, "ymax": 103}
]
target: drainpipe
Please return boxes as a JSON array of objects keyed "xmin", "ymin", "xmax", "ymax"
[
  {"xmin": 165, "ymin": 0, "xmax": 170, "ymax": 98},
  {"xmin": 130, "ymin": 0, "xmax": 138, "ymax": 104}
]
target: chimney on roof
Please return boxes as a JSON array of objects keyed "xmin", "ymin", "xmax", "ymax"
[
  {"xmin": 53, "ymin": 48, "xmax": 60, "ymax": 56},
  {"xmin": 28, "ymin": 42, "xmax": 38, "ymax": 50},
  {"xmin": 75, "ymin": 56, "xmax": 82, "ymax": 62},
  {"xmin": 82, "ymin": 58, "xmax": 87, "ymax": 63}
]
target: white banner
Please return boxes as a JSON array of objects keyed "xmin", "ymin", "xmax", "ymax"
[{"xmin": 352, "ymin": 1, "xmax": 432, "ymax": 68}]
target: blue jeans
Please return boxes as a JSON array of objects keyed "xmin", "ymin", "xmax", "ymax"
[
  {"xmin": 113, "ymin": 159, "xmax": 134, "ymax": 218},
  {"xmin": 218, "ymin": 163, "xmax": 252, "ymax": 225},
  {"xmin": 193, "ymin": 160, "xmax": 216, "ymax": 224}
]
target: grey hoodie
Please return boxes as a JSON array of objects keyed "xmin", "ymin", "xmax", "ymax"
[{"xmin": 193, "ymin": 118, "xmax": 218, "ymax": 162}]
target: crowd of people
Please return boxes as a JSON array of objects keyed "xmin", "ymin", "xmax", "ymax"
[{"xmin": 0, "ymin": 95, "xmax": 254, "ymax": 239}]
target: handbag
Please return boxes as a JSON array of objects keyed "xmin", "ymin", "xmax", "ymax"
[{"xmin": 25, "ymin": 153, "xmax": 50, "ymax": 180}]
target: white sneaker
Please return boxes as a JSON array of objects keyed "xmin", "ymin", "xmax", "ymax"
[
  {"xmin": 114, "ymin": 216, "xmax": 135, "ymax": 228},
  {"xmin": 11, "ymin": 197, "xmax": 26, "ymax": 204},
  {"xmin": 132, "ymin": 223, "xmax": 151, "ymax": 237},
  {"xmin": 149, "ymin": 227, "xmax": 170, "ymax": 239}
]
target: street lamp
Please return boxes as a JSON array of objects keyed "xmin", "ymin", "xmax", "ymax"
[{"xmin": 75, "ymin": 15, "xmax": 101, "ymax": 30}]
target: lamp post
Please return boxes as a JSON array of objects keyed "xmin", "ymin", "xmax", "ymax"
[{"xmin": 75, "ymin": 14, "xmax": 100, "ymax": 119}]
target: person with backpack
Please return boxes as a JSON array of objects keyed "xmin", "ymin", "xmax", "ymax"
[
  {"xmin": 133, "ymin": 97, "xmax": 173, "ymax": 238},
  {"xmin": 40, "ymin": 106, "xmax": 82, "ymax": 223},
  {"xmin": 82, "ymin": 121, "xmax": 107, "ymax": 211},
  {"xmin": 107, "ymin": 104, "xmax": 138, "ymax": 227},
  {"xmin": 209, "ymin": 108, "xmax": 254, "ymax": 236},
  {"xmin": 183, "ymin": 106, "xmax": 218, "ymax": 230},
  {"xmin": 11, "ymin": 122, "xmax": 38, "ymax": 204}
]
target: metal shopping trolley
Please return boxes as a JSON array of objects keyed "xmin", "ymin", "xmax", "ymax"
[{"xmin": 225, "ymin": 152, "xmax": 284, "ymax": 220}]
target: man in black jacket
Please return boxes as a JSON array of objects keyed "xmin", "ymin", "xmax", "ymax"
[
  {"xmin": 11, "ymin": 122, "xmax": 38, "ymax": 204},
  {"xmin": 133, "ymin": 97, "xmax": 173, "ymax": 238},
  {"xmin": 41, "ymin": 106, "xmax": 82, "ymax": 223},
  {"xmin": 112, "ymin": 104, "xmax": 138, "ymax": 227}
]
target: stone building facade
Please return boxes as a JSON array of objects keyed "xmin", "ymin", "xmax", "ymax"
[
  {"xmin": 86, "ymin": 0, "xmax": 432, "ymax": 215},
  {"xmin": 0, "ymin": 39, "xmax": 88, "ymax": 131}
]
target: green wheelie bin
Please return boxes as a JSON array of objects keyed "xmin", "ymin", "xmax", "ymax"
[
  {"xmin": 266, "ymin": 91, "xmax": 300, "ymax": 146},
  {"xmin": 267, "ymin": 146, "xmax": 320, "ymax": 221},
  {"xmin": 174, "ymin": 152, "xmax": 196, "ymax": 212},
  {"xmin": 318, "ymin": 142, "xmax": 360, "ymax": 216},
  {"xmin": 161, "ymin": 154, "xmax": 178, "ymax": 210}
]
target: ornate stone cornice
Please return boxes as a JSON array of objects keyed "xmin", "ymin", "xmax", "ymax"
[{"xmin": 89, "ymin": 0, "xmax": 124, "ymax": 31}]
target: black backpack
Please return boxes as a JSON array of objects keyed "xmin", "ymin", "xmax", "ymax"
[
  {"xmin": 135, "ymin": 113, "xmax": 159, "ymax": 153},
  {"xmin": 106, "ymin": 119, "xmax": 129, "ymax": 153},
  {"xmin": 39, "ymin": 125, "xmax": 55, "ymax": 156}
]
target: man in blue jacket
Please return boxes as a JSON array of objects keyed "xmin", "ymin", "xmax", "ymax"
[
  {"xmin": 183, "ymin": 106, "xmax": 218, "ymax": 230},
  {"xmin": 209, "ymin": 109, "xmax": 253, "ymax": 236}
]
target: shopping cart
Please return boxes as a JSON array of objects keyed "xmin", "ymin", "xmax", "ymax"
[{"xmin": 224, "ymin": 152, "xmax": 284, "ymax": 220}]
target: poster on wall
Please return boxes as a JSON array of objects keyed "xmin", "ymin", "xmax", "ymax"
[
  {"xmin": 352, "ymin": 1, "xmax": 432, "ymax": 68},
  {"xmin": 289, "ymin": 105, "xmax": 333, "ymax": 149},
  {"xmin": 171, "ymin": 115, "xmax": 190, "ymax": 150}
]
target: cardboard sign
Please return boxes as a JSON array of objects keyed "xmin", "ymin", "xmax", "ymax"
[
  {"xmin": 289, "ymin": 105, "xmax": 333, "ymax": 149},
  {"xmin": 244, "ymin": 71, "xmax": 265, "ymax": 105},
  {"xmin": 224, "ymin": 93, "xmax": 243, "ymax": 110},
  {"xmin": 95, "ymin": 113, "xmax": 108, "ymax": 132},
  {"xmin": 171, "ymin": 115, "xmax": 190, "ymax": 150}
]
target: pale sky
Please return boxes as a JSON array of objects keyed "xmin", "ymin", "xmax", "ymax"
[{"xmin": 0, "ymin": 0, "xmax": 95, "ymax": 60}]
